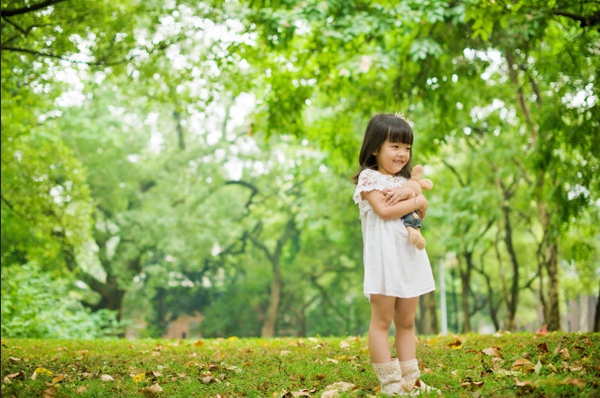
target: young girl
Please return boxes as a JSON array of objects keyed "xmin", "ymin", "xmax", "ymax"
[{"xmin": 352, "ymin": 113, "xmax": 437, "ymax": 395}]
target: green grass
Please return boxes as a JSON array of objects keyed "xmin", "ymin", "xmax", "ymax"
[{"xmin": 2, "ymin": 332, "xmax": 599, "ymax": 397}]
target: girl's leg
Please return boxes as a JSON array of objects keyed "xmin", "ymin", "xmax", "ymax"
[
  {"xmin": 368, "ymin": 294, "xmax": 396, "ymax": 363},
  {"xmin": 369, "ymin": 295, "xmax": 405, "ymax": 395},
  {"xmin": 393, "ymin": 296, "xmax": 419, "ymax": 361}
]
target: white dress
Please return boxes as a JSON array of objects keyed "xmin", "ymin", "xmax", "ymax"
[{"xmin": 353, "ymin": 168, "xmax": 436, "ymax": 300}]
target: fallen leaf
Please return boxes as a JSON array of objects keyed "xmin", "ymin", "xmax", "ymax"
[
  {"xmin": 43, "ymin": 386, "xmax": 58, "ymax": 398},
  {"xmin": 326, "ymin": 358, "xmax": 339, "ymax": 364},
  {"xmin": 460, "ymin": 380, "xmax": 484, "ymax": 388},
  {"xmin": 560, "ymin": 378, "xmax": 585, "ymax": 387},
  {"xmin": 534, "ymin": 360, "xmax": 542, "ymax": 375},
  {"xmin": 315, "ymin": 374, "xmax": 327, "ymax": 380},
  {"xmin": 559, "ymin": 348, "xmax": 571, "ymax": 360},
  {"xmin": 321, "ymin": 381, "xmax": 356, "ymax": 398},
  {"xmin": 132, "ymin": 373, "xmax": 146, "ymax": 383},
  {"xmin": 101, "ymin": 374, "xmax": 114, "ymax": 382},
  {"xmin": 51, "ymin": 374, "xmax": 64, "ymax": 384},
  {"xmin": 448, "ymin": 339, "xmax": 463, "ymax": 349},
  {"xmin": 482, "ymin": 347, "xmax": 503, "ymax": 358},
  {"xmin": 451, "ymin": 370, "xmax": 459, "ymax": 378},
  {"xmin": 339, "ymin": 341, "xmax": 350, "ymax": 349},
  {"xmin": 76, "ymin": 386, "xmax": 87, "ymax": 393},
  {"xmin": 291, "ymin": 389, "xmax": 315, "ymax": 397},
  {"xmin": 194, "ymin": 340, "xmax": 204, "ymax": 347},
  {"xmin": 514, "ymin": 378, "xmax": 533, "ymax": 387},
  {"xmin": 566, "ymin": 364, "xmax": 583, "ymax": 372},
  {"xmin": 536, "ymin": 343, "xmax": 549, "ymax": 354},
  {"xmin": 34, "ymin": 367, "xmax": 53, "ymax": 377},
  {"xmin": 139, "ymin": 383, "xmax": 163, "ymax": 396},
  {"xmin": 4, "ymin": 371, "xmax": 26, "ymax": 383},
  {"xmin": 512, "ymin": 358, "xmax": 533, "ymax": 372}
]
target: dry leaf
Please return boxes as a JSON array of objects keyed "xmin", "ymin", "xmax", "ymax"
[
  {"xmin": 339, "ymin": 341, "xmax": 350, "ymax": 349},
  {"xmin": 460, "ymin": 380, "xmax": 484, "ymax": 388},
  {"xmin": 482, "ymin": 347, "xmax": 503, "ymax": 358},
  {"xmin": 139, "ymin": 383, "xmax": 163, "ymax": 396},
  {"xmin": 291, "ymin": 389, "xmax": 315, "ymax": 397},
  {"xmin": 534, "ymin": 360, "xmax": 542, "ymax": 375},
  {"xmin": 132, "ymin": 373, "xmax": 146, "ymax": 383},
  {"xmin": 321, "ymin": 381, "xmax": 356, "ymax": 398},
  {"xmin": 511, "ymin": 358, "xmax": 535, "ymax": 373},
  {"xmin": 560, "ymin": 378, "xmax": 585, "ymax": 387},
  {"xmin": 101, "ymin": 374, "xmax": 114, "ymax": 382},
  {"xmin": 51, "ymin": 374, "xmax": 64, "ymax": 384},
  {"xmin": 76, "ymin": 386, "xmax": 87, "ymax": 394},
  {"xmin": 559, "ymin": 348, "xmax": 571, "ymax": 360},
  {"xmin": 448, "ymin": 339, "xmax": 463, "ymax": 349},
  {"xmin": 43, "ymin": 386, "xmax": 58, "ymax": 398},
  {"xmin": 451, "ymin": 370, "xmax": 459, "ymax": 378},
  {"xmin": 514, "ymin": 378, "xmax": 533, "ymax": 387},
  {"xmin": 536, "ymin": 343, "xmax": 549, "ymax": 354},
  {"xmin": 315, "ymin": 374, "xmax": 327, "ymax": 380}
]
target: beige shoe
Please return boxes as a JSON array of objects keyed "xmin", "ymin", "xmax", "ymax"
[
  {"xmin": 398, "ymin": 359, "xmax": 440, "ymax": 396},
  {"xmin": 372, "ymin": 359, "xmax": 407, "ymax": 396}
]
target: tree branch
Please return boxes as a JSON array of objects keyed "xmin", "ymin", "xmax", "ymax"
[
  {"xmin": 1, "ymin": 0, "xmax": 68, "ymax": 17},
  {"xmin": 554, "ymin": 9, "xmax": 600, "ymax": 28},
  {"xmin": 0, "ymin": 45, "xmax": 133, "ymax": 66}
]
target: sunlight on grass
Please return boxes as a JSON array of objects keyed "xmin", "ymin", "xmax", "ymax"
[{"xmin": 2, "ymin": 332, "xmax": 599, "ymax": 397}]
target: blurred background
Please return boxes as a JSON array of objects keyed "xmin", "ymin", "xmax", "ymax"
[{"xmin": 2, "ymin": 0, "xmax": 599, "ymax": 339}]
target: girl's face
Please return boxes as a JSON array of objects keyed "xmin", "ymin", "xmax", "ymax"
[{"xmin": 373, "ymin": 138, "xmax": 411, "ymax": 176}]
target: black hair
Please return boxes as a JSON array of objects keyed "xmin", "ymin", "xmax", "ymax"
[{"xmin": 353, "ymin": 113, "xmax": 414, "ymax": 183}]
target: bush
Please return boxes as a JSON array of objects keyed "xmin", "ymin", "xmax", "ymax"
[{"xmin": 1, "ymin": 263, "xmax": 124, "ymax": 339}]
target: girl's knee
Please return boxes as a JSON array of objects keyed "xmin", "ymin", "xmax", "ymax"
[
  {"xmin": 394, "ymin": 318, "xmax": 415, "ymax": 331},
  {"xmin": 371, "ymin": 315, "xmax": 394, "ymax": 330}
]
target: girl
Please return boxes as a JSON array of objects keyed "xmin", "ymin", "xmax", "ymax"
[{"xmin": 352, "ymin": 113, "xmax": 437, "ymax": 396}]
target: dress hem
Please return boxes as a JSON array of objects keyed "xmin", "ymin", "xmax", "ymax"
[{"xmin": 364, "ymin": 287, "xmax": 436, "ymax": 301}]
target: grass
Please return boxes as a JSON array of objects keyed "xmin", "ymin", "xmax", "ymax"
[{"xmin": 1, "ymin": 332, "xmax": 599, "ymax": 397}]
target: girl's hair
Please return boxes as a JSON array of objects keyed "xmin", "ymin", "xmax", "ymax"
[{"xmin": 353, "ymin": 113, "xmax": 414, "ymax": 184}]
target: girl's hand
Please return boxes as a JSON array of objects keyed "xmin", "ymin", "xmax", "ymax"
[{"xmin": 383, "ymin": 187, "xmax": 416, "ymax": 206}]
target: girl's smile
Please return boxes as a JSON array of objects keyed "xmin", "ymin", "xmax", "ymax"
[{"xmin": 373, "ymin": 139, "xmax": 411, "ymax": 176}]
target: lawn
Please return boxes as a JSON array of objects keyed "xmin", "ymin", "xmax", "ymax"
[{"xmin": 1, "ymin": 332, "xmax": 599, "ymax": 397}]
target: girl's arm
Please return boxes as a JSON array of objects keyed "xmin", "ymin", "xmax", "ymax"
[
  {"xmin": 382, "ymin": 186, "xmax": 415, "ymax": 206},
  {"xmin": 362, "ymin": 190, "xmax": 428, "ymax": 221}
]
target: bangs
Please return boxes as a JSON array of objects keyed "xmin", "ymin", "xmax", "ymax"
[{"xmin": 386, "ymin": 118, "xmax": 414, "ymax": 145}]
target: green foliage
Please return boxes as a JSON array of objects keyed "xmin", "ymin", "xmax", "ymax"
[{"xmin": 1, "ymin": 263, "xmax": 124, "ymax": 339}]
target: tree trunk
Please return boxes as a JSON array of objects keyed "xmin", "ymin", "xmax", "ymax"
[
  {"xmin": 594, "ymin": 280, "xmax": 600, "ymax": 332},
  {"xmin": 252, "ymin": 216, "xmax": 297, "ymax": 338},
  {"xmin": 544, "ymin": 241, "xmax": 561, "ymax": 331},
  {"xmin": 417, "ymin": 291, "xmax": 438, "ymax": 334},
  {"xmin": 459, "ymin": 252, "xmax": 472, "ymax": 333},
  {"xmin": 261, "ymin": 262, "xmax": 283, "ymax": 337},
  {"xmin": 501, "ymin": 197, "xmax": 520, "ymax": 331}
]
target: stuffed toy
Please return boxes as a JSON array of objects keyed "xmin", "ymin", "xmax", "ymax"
[{"xmin": 402, "ymin": 165, "xmax": 433, "ymax": 250}]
